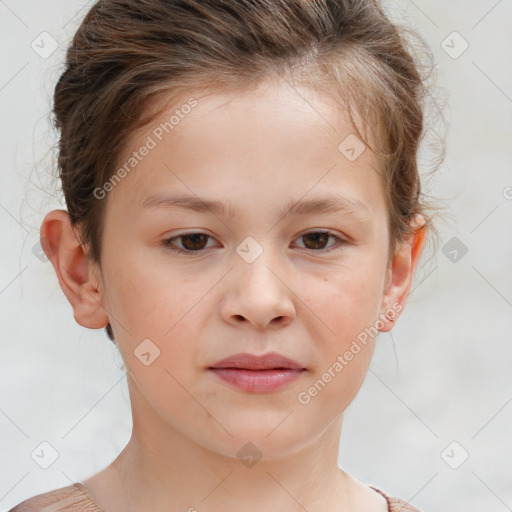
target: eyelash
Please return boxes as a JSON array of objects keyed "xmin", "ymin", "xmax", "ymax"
[{"xmin": 161, "ymin": 231, "xmax": 347, "ymax": 255}]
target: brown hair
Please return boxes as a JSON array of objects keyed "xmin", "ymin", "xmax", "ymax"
[{"xmin": 52, "ymin": 0, "xmax": 445, "ymax": 342}]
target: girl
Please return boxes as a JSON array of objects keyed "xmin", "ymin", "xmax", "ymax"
[{"xmin": 10, "ymin": 0, "xmax": 442, "ymax": 510}]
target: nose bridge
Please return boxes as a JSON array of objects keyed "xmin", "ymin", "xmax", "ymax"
[
  {"xmin": 222, "ymin": 236, "xmax": 295, "ymax": 328},
  {"xmin": 236, "ymin": 237, "xmax": 284, "ymax": 295}
]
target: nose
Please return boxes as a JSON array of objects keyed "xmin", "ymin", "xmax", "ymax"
[{"xmin": 220, "ymin": 255, "xmax": 296, "ymax": 330}]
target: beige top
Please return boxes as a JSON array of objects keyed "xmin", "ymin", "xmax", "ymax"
[{"xmin": 8, "ymin": 482, "xmax": 421, "ymax": 511}]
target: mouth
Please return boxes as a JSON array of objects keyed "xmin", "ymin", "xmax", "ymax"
[{"xmin": 208, "ymin": 352, "xmax": 306, "ymax": 392}]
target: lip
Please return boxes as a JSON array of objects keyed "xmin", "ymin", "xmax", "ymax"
[
  {"xmin": 208, "ymin": 352, "xmax": 306, "ymax": 393},
  {"xmin": 209, "ymin": 352, "xmax": 305, "ymax": 371}
]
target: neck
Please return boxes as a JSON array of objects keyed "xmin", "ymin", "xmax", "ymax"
[{"xmin": 110, "ymin": 375, "xmax": 360, "ymax": 512}]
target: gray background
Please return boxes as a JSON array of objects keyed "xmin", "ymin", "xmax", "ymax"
[{"xmin": 1, "ymin": 1, "xmax": 511, "ymax": 510}]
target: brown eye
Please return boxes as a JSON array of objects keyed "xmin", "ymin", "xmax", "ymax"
[
  {"xmin": 294, "ymin": 231, "xmax": 346, "ymax": 252},
  {"xmin": 180, "ymin": 233, "xmax": 209, "ymax": 251},
  {"xmin": 163, "ymin": 233, "xmax": 215, "ymax": 253},
  {"xmin": 301, "ymin": 232, "xmax": 329, "ymax": 250}
]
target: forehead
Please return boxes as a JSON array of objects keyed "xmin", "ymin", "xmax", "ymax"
[{"xmin": 108, "ymin": 77, "xmax": 385, "ymax": 220}]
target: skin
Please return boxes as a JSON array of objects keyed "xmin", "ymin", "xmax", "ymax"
[{"xmin": 41, "ymin": 76, "xmax": 426, "ymax": 512}]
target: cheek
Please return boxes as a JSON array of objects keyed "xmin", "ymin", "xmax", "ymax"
[
  {"xmin": 298, "ymin": 257, "xmax": 385, "ymax": 399},
  {"xmin": 104, "ymin": 245, "xmax": 177, "ymax": 319},
  {"xmin": 304, "ymin": 256, "xmax": 386, "ymax": 340},
  {"xmin": 105, "ymin": 256, "xmax": 209, "ymax": 370},
  {"xmin": 298, "ymin": 296, "xmax": 379, "ymax": 422}
]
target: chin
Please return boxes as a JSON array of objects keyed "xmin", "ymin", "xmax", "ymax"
[{"xmin": 198, "ymin": 423, "xmax": 315, "ymax": 462}]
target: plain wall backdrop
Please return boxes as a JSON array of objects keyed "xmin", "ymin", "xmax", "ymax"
[{"xmin": 1, "ymin": 1, "xmax": 511, "ymax": 511}]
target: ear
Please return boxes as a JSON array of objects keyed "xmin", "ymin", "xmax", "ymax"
[
  {"xmin": 378, "ymin": 214, "xmax": 427, "ymax": 332},
  {"xmin": 40, "ymin": 209, "xmax": 109, "ymax": 330}
]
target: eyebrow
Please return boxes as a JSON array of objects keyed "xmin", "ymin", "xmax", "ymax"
[{"xmin": 141, "ymin": 193, "xmax": 370, "ymax": 220}]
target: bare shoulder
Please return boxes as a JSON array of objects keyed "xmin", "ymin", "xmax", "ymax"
[{"xmin": 8, "ymin": 483, "xmax": 104, "ymax": 511}]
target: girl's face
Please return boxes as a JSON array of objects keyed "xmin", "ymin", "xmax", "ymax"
[{"xmin": 80, "ymin": 78, "xmax": 420, "ymax": 459}]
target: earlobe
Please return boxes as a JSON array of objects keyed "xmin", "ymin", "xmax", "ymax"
[
  {"xmin": 378, "ymin": 215, "xmax": 427, "ymax": 332},
  {"xmin": 40, "ymin": 209, "xmax": 110, "ymax": 330}
]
